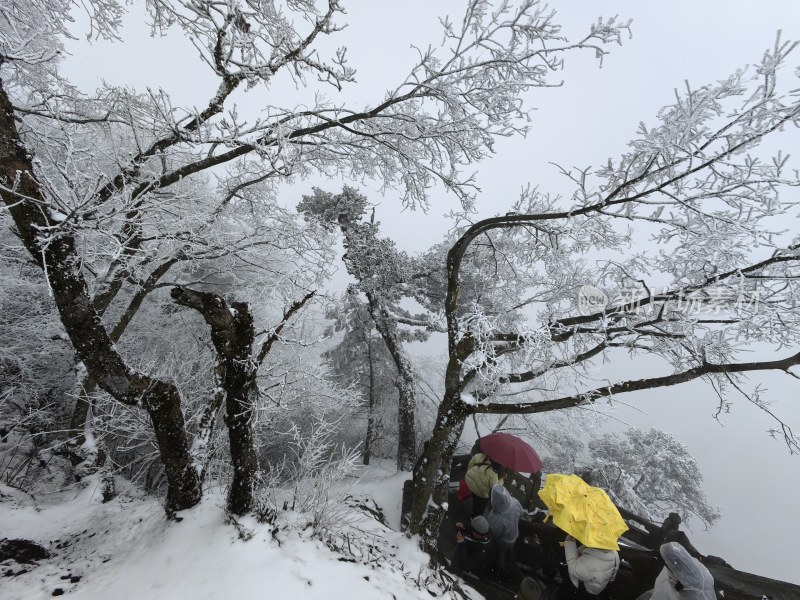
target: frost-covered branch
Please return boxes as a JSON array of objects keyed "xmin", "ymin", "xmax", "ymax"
[{"xmin": 256, "ymin": 290, "xmax": 316, "ymax": 366}]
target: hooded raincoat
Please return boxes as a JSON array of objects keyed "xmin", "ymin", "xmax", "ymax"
[
  {"xmin": 646, "ymin": 542, "xmax": 716, "ymax": 600},
  {"xmin": 488, "ymin": 484, "xmax": 524, "ymax": 548}
]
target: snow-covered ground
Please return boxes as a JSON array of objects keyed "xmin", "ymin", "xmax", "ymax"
[{"xmin": 0, "ymin": 464, "xmax": 468, "ymax": 600}]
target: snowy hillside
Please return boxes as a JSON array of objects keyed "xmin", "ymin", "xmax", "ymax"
[{"xmin": 0, "ymin": 465, "xmax": 468, "ymax": 600}]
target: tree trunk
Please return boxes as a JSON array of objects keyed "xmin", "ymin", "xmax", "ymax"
[
  {"xmin": 0, "ymin": 78, "xmax": 201, "ymax": 513},
  {"xmin": 406, "ymin": 213, "xmax": 487, "ymax": 547},
  {"xmin": 170, "ymin": 287, "xmax": 260, "ymax": 516},
  {"xmin": 407, "ymin": 386, "xmax": 470, "ymax": 551},
  {"xmin": 225, "ymin": 382, "xmax": 260, "ymax": 516},
  {"xmin": 363, "ymin": 335, "xmax": 376, "ymax": 466},
  {"xmin": 367, "ymin": 293, "xmax": 417, "ymax": 471},
  {"xmin": 407, "ymin": 336, "xmax": 476, "ymax": 548},
  {"xmin": 145, "ymin": 382, "xmax": 203, "ymax": 511}
]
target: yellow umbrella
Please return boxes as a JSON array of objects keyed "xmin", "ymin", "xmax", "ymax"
[{"xmin": 537, "ymin": 473, "xmax": 628, "ymax": 551}]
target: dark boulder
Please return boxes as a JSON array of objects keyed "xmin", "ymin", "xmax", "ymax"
[{"xmin": 0, "ymin": 538, "xmax": 49, "ymax": 564}]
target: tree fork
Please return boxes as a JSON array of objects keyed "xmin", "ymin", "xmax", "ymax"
[
  {"xmin": 170, "ymin": 287, "xmax": 261, "ymax": 516},
  {"xmin": 67, "ymin": 257, "xmax": 178, "ymax": 464}
]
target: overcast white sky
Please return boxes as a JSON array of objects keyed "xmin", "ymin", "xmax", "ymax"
[{"xmin": 61, "ymin": 0, "xmax": 800, "ymax": 585}]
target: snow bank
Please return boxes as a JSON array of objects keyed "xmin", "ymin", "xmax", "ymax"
[{"xmin": 0, "ymin": 467, "xmax": 450, "ymax": 600}]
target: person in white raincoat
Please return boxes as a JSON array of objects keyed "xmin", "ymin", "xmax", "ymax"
[{"xmin": 637, "ymin": 542, "xmax": 716, "ymax": 600}]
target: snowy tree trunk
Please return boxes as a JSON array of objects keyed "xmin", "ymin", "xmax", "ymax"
[
  {"xmin": 366, "ymin": 293, "xmax": 417, "ymax": 471},
  {"xmin": 225, "ymin": 383, "xmax": 260, "ymax": 516},
  {"xmin": 0, "ymin": 79, "xmax": 201, "ymax": 513},
  {"xmin": 170, "ymin": 287, "xmax": 260, "ymax": 516},
  {"xmin": 407, "ymin": 348, "xmax": 471, "ymax": 549},
  {"xmin": 408, "ymin": 228, "xmax": 480, "ymax": 547},
  {"xmin": 408, "ymin": 397, "xmax": 468, "ymax": 552},
  {"xmin": 363, "ymin": 335, "xmax": 376, "ymax": 466}
]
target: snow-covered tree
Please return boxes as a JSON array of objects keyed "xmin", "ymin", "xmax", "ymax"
[
  {"xmin": 0, "ymin": 212, "xmax": 75, "ymax": 492},
  {"xmin": 585, "ymin": 428, "xmax": 720, "ymax": 529},
  {"xmin": 408, "ymin": 35, "xmax": 800, "ymax": 548},
  {"xmin": 322, "ymin": 291, "xmax": 399, "ymax": 465},
  {"xmin": 170, "ymin": 286, "xmax": 317, "ymax": 514},
  {"xmin": 299, "ymin": 187, "xmax": 436, "ymax": 470}
]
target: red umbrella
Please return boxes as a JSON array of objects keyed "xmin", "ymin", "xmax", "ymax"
[{"xmin": 479, "ymin": 432, "xmax": 543, "ymax": 473}]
